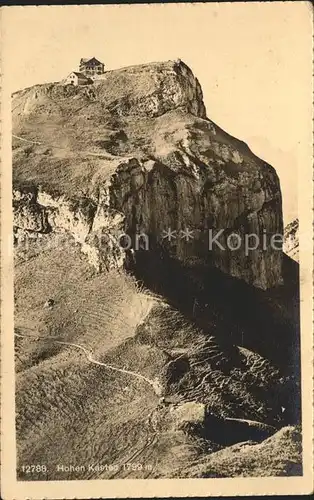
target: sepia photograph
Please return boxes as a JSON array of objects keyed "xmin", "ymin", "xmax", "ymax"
[{"xmin": 1, "ymin": 2, "xmax": 313, "ymax": 498}]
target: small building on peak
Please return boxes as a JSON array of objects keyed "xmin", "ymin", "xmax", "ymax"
[
  {"xmin": 79, "ymin": 57, "xmax": 105, "ymax": 78},
  {"xmin": 63, "ymin": 71, "xmax": 93, "ymax": 86}
]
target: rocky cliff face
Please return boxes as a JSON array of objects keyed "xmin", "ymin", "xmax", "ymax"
[{"xmin": 12, "ymin": 60, "xmax": 283, "ymax": 289}]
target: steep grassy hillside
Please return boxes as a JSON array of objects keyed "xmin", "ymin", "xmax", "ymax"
[{"xmin": 15, "ymin": 234, "xmax": 301, "ymax": 480}]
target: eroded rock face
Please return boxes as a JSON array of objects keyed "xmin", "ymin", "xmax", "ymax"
[
  {"xmin": 12, "ymin": 60, "xmax": 284, "ymax": 289},
  {"xmin": 284, "ymin": 219, "xmax": 299, "ymax": 262}
]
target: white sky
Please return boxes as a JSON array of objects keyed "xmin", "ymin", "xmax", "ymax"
[{"xmin": 2, "ymin": 2, "xmax": 313, "ymax": 224}]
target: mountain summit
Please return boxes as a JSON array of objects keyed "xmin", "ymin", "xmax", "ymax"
[
  {"xmin": 13, "ymin": 60, "xmax": 301, "ymax": 480},
  {"xmin": 13, "ymin": 60, "xmax": 282, "ymax": 289},
  {"xmin": 13, "ymin": 60, "xmax": 283, "ymax": 290}
]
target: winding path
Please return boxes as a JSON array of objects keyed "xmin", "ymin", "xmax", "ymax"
[{"xmin": 15, "ymin": 332, "xmax": 163, "ymax": 395}]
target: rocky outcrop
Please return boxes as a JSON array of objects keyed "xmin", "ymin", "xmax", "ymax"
[
  {"xmin": 12, "ymin": 60, "xmax": 284, "ymax": 289},
  {"xmin": 175, "ymin": 425, "xmax": 302, "ymax": 478},
  {"xmin": 284, "ymin": 218, "xmax": 299, "ymax": 262},
  {"xmin": 13, "ymin": 189, "xmax": 96, "ymax": 239}
]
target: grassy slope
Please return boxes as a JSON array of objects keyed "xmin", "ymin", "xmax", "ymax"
[
  {"xmin": 15, "ymin": 236, "xmax": 301, "ymax": 479},
  {"xmin": 15, "ymin": 239, "xmax": 161, "ymax": 480},
  {"xmin": 176, "ymin": 426, "xmax": 302, "ymax": 478},
  {"xmin": 180, "ymin": 427, "xmax": 302, "ymax": 477},
  {"xmin": 12, "ymin": 78, "xmax": 274, "ymax": 199}
]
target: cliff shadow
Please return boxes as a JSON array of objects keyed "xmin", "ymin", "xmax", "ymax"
[{"xmin": 129, "ymin": 246, "xmax": 301, "ymax": 386}]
